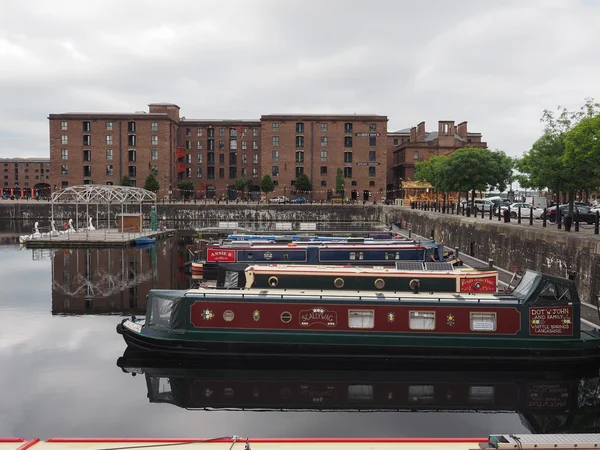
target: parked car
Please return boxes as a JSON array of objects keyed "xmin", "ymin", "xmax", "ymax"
[
  {"xmin": 460, "ymin": 199, "xmax": 495, "ymax": 213},
  {"xmin": 268, "ymin": 196, "xmax": 289, "ymax": 204},
  {"xmin": 499, "ymin": 203, "xmax": 545, "ymax": 219},
  {"xmin": 546, "ymin": 204, "xmax": 597, "ymax": 224},
  {"xmin": 290, "ymin": 196, "xmax": 307, "ymax": 204}
]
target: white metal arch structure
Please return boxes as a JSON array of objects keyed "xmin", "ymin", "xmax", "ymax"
[
  {"xmin": 51, "ymin": 185, "xmax": 157, "ymax": 232},
  {"xmin": 51, "ymin": 185, "xmax": 156, "ymax": 204}
]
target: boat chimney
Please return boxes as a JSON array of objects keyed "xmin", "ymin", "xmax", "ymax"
[
  {"xmin": 567, "ymin": 270, "xmax": 576, "ymax": 281},
  {"xmin": 488, "ymin": 259, "xmax": 494, "ymax": 268},
  {"xmin": 454, "ymin": 247, "xmax": 460, "ymax": 259}
]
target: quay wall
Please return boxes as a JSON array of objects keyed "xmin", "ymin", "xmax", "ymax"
[
  {"xmin": 0, "ymin": 202, "xmax": 383, "ymax": 231},
  {"xmin": 384, "ymin": 208, "xmax": 600, "ymax": 305},
  {"xmin": 3, "ymin": 202, "xmax": 599, "ymax": 304}
]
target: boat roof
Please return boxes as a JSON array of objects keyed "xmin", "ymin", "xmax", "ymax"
[
  {"xmin": 210, "ymin": 243, "xmax": 433, "ymax": 250},
  {"xmin": 244, "ymin": 263, "xmax": 496, "ymax": 277},
  {"xmin": 182, "ymin": 287, "xmax": 517, "ymax": 304}
]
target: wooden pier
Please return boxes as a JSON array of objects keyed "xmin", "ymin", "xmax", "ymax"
[{"xmin": 22, "ymin": 229, "xmax": 175, "ymax": 248}]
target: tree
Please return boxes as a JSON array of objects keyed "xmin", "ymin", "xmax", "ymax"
[
  {"xmin": 564, "ymin": 115, "xmax": 600, "ymax": 192},
  {"xmin": 177, "ymin": 180, "xmax": 194, "ymax": 199},
  {"xmin": 121, "ymin": 175, "xmax": 131, "ymax": 186},
  {"xmin": 335, "ymin": 168, "xmax": 345, "ymax": 196},
  {"xmin": 443, "ymin": 147, "xmax": 514, "ymax": 207},
  {"xmin": 294, "ymin": 173, "xmax": 312, "ymax": 193},
  {"xmin": 415, "ymin": 155, "xmax": 452, "ymax": 193},
  {"xmin": 518, "ymin": 98, "xmax": 600, "ymax": 210},
  {"xmin": 260, "ymin": 175, "xmax": 275, "ymax": 199},
  {"xmin": 143, "ymin": 173, "xmax": 160, "ymax": 193},
  {"xmin": 235, "ymin": 178, "xmax": 247, "ymax": 193}
]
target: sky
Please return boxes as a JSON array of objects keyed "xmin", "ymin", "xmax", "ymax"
[{"xmin": 1, "ymin": 0, "xmax": 599, "ymax": 159}]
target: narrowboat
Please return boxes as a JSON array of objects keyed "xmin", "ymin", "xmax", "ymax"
[
  {"xmin": 226, "ymin": 233, "xmax": 404, "ymax": 242},
  {"xmin": 239, "ymin": 262, "xmax": 498, "ymax": 293},
  {"xmin": 191, "ymin": 239, "xmax": 454, "ymax": 278},
  {"xmin": 116, "ymin": 353, "xmax": 599, "ymax": 434},
  {"xmin": 116, "ymin": 269, "xmax": 600, "ymax": 365}
]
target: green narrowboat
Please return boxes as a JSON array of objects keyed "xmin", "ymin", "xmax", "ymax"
[{"xmin": 117, "ymin": 269, "xmax": 600, "ymax": 366}]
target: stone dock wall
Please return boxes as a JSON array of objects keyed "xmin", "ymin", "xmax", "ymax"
[
  {"xmin": 384, "ymin": 208, "xmax": 600, "ymax": 305},
  {"xmin": 2, "ymin": 202, "xmax": 599, "ymax": 303}
]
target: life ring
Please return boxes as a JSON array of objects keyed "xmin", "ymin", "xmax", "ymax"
[
  {"xmin": 374, "ymin": 278, "xmax": 385, "ymax": 289},
  {"xmin": 409, "ymin": 279, "xmax": 420, "ymax": 291},
  {"xmin": 268, "ymin": 276, "xmax": 279, "ymax": 287},
  {"xmin": 334, "ymin": 277, "xmax": 345, "ymax": 288}
]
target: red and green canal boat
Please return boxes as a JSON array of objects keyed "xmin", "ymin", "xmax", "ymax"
[
  {"xmin": 190, "ymin": 239, "xmax": 456, "ymax": 277},
  {"xmin": 238, "ymin": 262, "xmax": 498, "ymax": 293},
  {"xmin": 117, "ymin": 269, "xmax": 600, "ymax": 365}
]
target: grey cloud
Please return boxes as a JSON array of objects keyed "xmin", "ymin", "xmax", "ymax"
[{"xmin": 1, "ymin": 0, "xmax": 600, "ymax": 158}]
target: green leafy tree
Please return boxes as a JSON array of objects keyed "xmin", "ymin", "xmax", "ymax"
[
  {"xmin": 177, "ymin": 180, "xmax": 195, "ymax": 199},
  {"xmin": 260, "ymin": 175, "xmax": 275, "ymax": 199},
  {"xmin": 443, "ymin": 147, "xmax": 513, "ymax": 207},
  {"xmin": 518, "ymin": 98, "xmax": 600, "ymax": 211},
  {"xmin": 564, "ymin": 115, "xmax": 600, "ymax": 192},
  {"xmin": 121, "ymin": 175, "xmax": 131, "ymax": 186},
  {"xmin": 143, "ymin": 173, "xmax": 160, "ymax": 192},
  {"xmin": 294, "ymin": 173, "xmax": 312, "ymax": 194},
  {"xmin": 235, "ymin": 178, "xmax": 247, "ymax": 193},
  {"xmin": 335, "ymin": 168, "xmax": 345, "ymax": 196}
]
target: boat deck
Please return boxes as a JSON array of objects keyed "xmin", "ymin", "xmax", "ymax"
[
  {"xmin": 23, "ymin": 229, "xmax": 175, "ymax": 248},
  {"xmin": 4, "ymin": 435, "xmax": 600, "ymax": 450}
]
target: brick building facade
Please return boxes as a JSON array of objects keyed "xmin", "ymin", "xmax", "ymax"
[
  {"xmin": 390, "ymin": 120, "xmax": 487, "ymax": 198},
  {"xmin": 260, "ymin": 114, "xmax": 388, "ymax": 201},
  {"xmin": 1, "ymin": 157, "xmax": 50, "ymax": 197},
  {"xmin": 177, "ymin": 120, "xmax": 261, "ymax": 200},
  {"xmin": 48, "ymin": 104, "xmax": 485, "ymax": 202}
]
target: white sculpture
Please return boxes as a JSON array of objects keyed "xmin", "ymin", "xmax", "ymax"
[
  {"xmin": 88, "ymin": 216, "xmax": 96, "ymax": 231},
  {"xmin": 68, "ymin": 218, "xmax": 75, "ymax": 233},
  {"xmin": 32, "ymin": 222, "xmax": 41, "ymax": 239},
  {"xmin": 50, "ymin": 220, "xmax": 59, "ymax": 237}
]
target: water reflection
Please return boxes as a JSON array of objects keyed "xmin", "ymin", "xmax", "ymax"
[
  {"xmin": 51, "ymin": 239, "xmax": 193, "ymax": 315},
  {"xmin": 117, "ymin": 351, "xmax": 600, "ymax": 434}
]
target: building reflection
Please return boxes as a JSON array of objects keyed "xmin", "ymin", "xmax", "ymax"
[
  {"xmin": 117, "ymin": 351, "xmax": 600, "ymax": 434},
  {"xmin": 51, "ymin": 239, "xmax": 190, "ymax": 315}
]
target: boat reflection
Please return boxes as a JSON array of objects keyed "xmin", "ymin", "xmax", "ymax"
[
  {"xmin": 51, "ymin": 239, "xmax": 191, "ymax": 315},
  {"xmin": 116, "ymin": 349, "xmax": 600, "ymax": 434}
]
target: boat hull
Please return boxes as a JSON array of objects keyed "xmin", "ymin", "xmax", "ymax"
[{"xmin": 116, "ymin": 320, "xmax": 600, "ymax": 367}]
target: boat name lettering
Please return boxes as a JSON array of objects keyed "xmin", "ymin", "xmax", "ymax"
[
  {"xmin": 527, "ymin": 383, "xmax": 570, "ymax": 409},
  {"xmin": 300, "ymin": 308, "xmax": 337, "ymax": 327},
  {"xmin": 299, "ymin": 385, "xmax": 336, "ymax": 402},
  {"xmin": 207, "ymin": 249, "xmax": 236, "ymax": 262},
  {"xmin": 529, "ymin": 306, "xmax": 573, "ymax": 336},
  {"xmin": 459, "ymin": 276, "xmax": 496, "ymax": 293}
]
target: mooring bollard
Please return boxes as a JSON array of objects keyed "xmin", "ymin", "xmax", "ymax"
[
  {"xmin": 596, "ymin": 211, "xmax": 599, "ymax": 235},
  {"xmin": 517, "ymin": 206, "xmax": 521, "ymax": 224},
  {"xmin": 488, "ymin": 258, "xmax": 494, "ymax": 268},
  {"xmin": 574, "ymin": 209, "xmax": 579, "ymax": 232},
  {"xmin": 542, "ymin": 208, "xmax": 547, "ymax": 227},
  {"xmin": 455, "ymin": 246, "xmax": 460, "ymax": 260},
  {"xmin": 529, "ymin": 207, "xmax": 533, "ymax": 226}
]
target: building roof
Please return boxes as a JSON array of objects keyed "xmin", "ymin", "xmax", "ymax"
[
  {"xmin": 148, "ymin": 102, "xmax": 180, "ymax": 108},
  {"xmin": 181, "ymin": 119, "xmax": 261, "ymax": 124},
  {"xmin": 261, "ymin": 113, "xmax": 388, "ymax": 121},
  {"xmin": 388, "ymin": 128, "xmax": 411, "ymax": 135},
  {"xmin": 0, "ymin": 157, "xmax": 49, "ymax": 162},
  {"xmin": 48, "ymin": 112, "xmax": 170, "ymax": 119}
]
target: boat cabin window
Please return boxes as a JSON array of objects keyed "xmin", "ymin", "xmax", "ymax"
[
  {"xmin": 409, "ymin": 311, "xmax": 435, "ymax": 330},
  {"xmin": 348, "ymin": 385, "xmax": 374, "ymax": 402},
  {"xmin": 470, "ymin": 312, "xmax": 497, "ymax": 332},
  {"xmin": 349, "ymin": 251, "xmax": 364, "ymax": 261},
  {"xmin": 385, "ymin": 251, "xmax": 400, "ymax": 260},
  {"xmin": 468, "ymin": 386, "xmax": 494, "ymax": 404},
  {"xmin": 348, "ymin": 310, "xmax": 374, "ymax": 329},
  {"xmin": 408, "ymin": 385, "xmax": 434, "ymax": 403}
]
